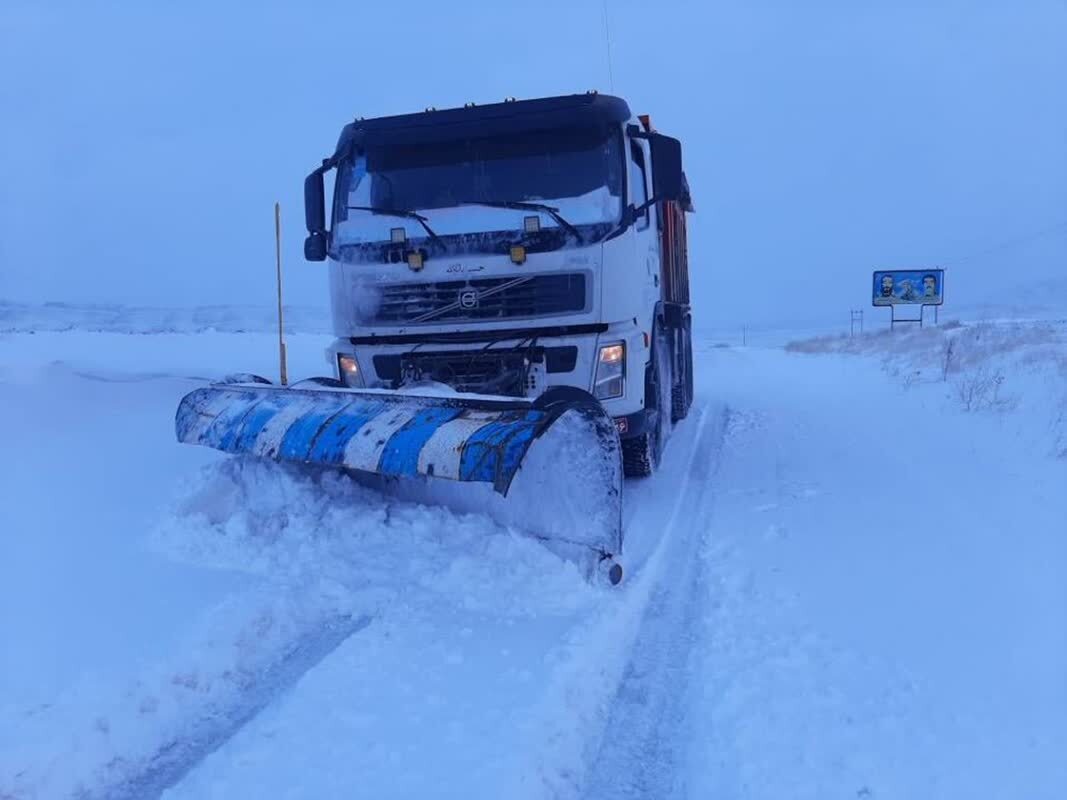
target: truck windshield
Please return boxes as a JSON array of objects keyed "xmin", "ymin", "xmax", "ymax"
[{"xmin": 332, "ymin": 125, "xmax": 623, "ymax": 254}]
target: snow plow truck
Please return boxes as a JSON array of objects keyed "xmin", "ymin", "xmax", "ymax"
[{"xmin": 175, "ymin": 92, "xmax": 693, "ymax": 583}]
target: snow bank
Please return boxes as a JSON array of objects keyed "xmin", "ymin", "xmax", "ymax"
[
  {"xmin": 787, "ymin": 319, "xmax": 1067, "ymax": 457},
  {"xmin": 0, "ymin": 330, "xmax": 335, "ymax": 387}
]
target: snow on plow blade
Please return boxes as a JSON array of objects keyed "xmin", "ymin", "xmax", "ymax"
[{"xmin": 175, "ymin": 383, "xmax": 623, "ymax": 558}]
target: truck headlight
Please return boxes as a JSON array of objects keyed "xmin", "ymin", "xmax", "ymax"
[
  {"xmin": 337, "ymin": 354, "xmax": 364, "ymax": 388},
  {"xmin": 594, "ymin": 342, "xmax": 625, "ymax": 400}
]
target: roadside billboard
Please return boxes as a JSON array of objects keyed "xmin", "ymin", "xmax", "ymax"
[{"xmin": 872, "ymin": 269, "xmax": 944, "ymax": 307}]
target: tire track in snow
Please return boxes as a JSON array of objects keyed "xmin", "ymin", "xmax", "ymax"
[
  {"xmin": 87, "ymin": 613, "xmax": 372, "ymax": 800},
  {"xmin": 582, "ymin": 406, "xmax": 727, "ymax": 800}
]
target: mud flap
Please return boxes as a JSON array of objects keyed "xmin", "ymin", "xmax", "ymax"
[{"xmin": 175, "ymin": 384, "xmax": 624, "ymax": 558}]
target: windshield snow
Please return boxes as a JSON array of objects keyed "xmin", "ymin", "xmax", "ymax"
[{"xmin": 331, "ymin": 125, "xmax": 623, "ymax": 248}]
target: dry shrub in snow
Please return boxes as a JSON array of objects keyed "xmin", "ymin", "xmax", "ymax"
[
  {"xmin": 953, "ymin": 367, "xmax": 1011, "ymax": 413},
  {"xmin": 784, "ymin": 333, "xmax": 848, "ymax": 353},
  {"xmin": 787, "ymin": 319, "xmax": 1066, "ymax": 451},
  {"xmin": 940, "ymin": 338, "xmax": 957, "ymax": 381}
]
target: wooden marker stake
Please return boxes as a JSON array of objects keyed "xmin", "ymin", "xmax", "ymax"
[{"xmin": 275, "ymin": 202, "xmax": 288, "ymax": 385}]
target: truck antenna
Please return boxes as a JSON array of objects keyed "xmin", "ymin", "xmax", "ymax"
[
  {"xmin": 274, "ymin": 201, "xmax": 289, "ymax": 386},
  {"xmin": 602, "ymin": 0, "xmax": 615, "ymax": 92}
]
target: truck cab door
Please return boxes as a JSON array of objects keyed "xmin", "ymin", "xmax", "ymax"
[{"xmin": 628, "ymin": 137, "xmax": 662, "ymax": 311}]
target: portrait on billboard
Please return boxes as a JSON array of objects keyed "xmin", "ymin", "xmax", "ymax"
[{"xmin": 872, "ymin": 269, "xmax": 944, "ymax": 306}]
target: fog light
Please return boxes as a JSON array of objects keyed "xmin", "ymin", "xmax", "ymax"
[
  {"xmin": 337, "ymin": 354, "xmax": 364, "ymax": 388},
  {"xmin": 523, "ymin": 215, "xmax": 540, "ymax": 233},
  {"xmin": 391, "ymin": 227, "xmax": 406, "ymax": 243},
  {"xmin": 407, "ymin": 250, "xmax": 425, "ymax": 271},
  {"xmin": 510, "ymin": 245, "xmax": 527, "ymax": 264}
]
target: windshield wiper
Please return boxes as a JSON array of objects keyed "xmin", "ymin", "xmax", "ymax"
[
  {"xmin": 346, "ymin": 205, "xmax": 441, "ymax": 243},
  {"xmin": 458, "ymin": 200, "xmax": 584, "ymax": 243}
]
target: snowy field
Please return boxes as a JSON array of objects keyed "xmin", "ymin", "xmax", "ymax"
[{"xmin": 1, "ymin": 317, "xmax": 1065, "ymax": 799}]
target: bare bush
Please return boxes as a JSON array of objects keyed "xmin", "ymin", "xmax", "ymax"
[
  {"xmin": 953, "ymin": 367, "xmax": 1011, "ymax": 412},
  {"xmin": 1052, "ymin": 410, "xmax": 1067, "ymax": 458},
  {"xmin": 785, "ymin": 334, "xmax": 849, "ymax": 354},
  {"xmin": 940, "ymin": 338, "xmax": 957, "ymax": 381}
]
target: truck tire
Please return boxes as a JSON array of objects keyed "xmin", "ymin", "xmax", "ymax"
[
  {"xmin": 623, "ymin": 428, "xmax": 655, "ymax": 476},
  {"xmin": 671, "ymin": 323, "xmax": 693, "ymax": 422},
  {"xmin": 623, "ymin": 330, "xmax": 669, "ymax": 478},
  {"xmin": 622, "ymin": 417, "xmax": 660, "ymax": 477}
]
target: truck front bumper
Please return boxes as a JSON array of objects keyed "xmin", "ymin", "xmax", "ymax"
[{"xmin": 328, "ymin": 323, "xmax": 650, "ymax": 421}]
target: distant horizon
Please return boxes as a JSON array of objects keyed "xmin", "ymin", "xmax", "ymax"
[{"xmin": 5, "ymin": 281, "xmax": 1066, "ymax": 338}]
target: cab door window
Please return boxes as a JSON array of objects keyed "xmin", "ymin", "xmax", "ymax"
[{"xmin": 629, "ymin": 142, "xmax": 649, "ymax": 230}]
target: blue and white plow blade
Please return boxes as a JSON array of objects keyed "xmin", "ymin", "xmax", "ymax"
[{"xmin": 175, "ymin": 382, "xmax": 624, "ymax": 575}]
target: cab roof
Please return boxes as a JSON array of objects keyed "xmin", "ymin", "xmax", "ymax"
[{"xmin": 333, "ymin": 93, "xmax": 631, "ymax": 156}]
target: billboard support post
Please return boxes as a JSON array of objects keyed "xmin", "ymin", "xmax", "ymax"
[{"xmin": 891, "ymin": 304, "xmax": 924, "ymax": 330}]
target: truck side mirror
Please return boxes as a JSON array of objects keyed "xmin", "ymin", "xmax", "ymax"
[
  {"xmin": 304, "ymin": 169, "xmax": 327, "ymax": 261},
  {"xmin": 650, "ymin": 134, "xmax": 683, "ymax": 202},
  {"xmin": 304, "ymin": 232, "xmax": 327, "ymax": 261}
]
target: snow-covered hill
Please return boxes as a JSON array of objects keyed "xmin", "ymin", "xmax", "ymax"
[{"xmin": 0, "ymin": 301, "xmax": 331, "ymax": 335}]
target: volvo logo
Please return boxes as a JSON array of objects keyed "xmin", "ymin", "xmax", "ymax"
[{"xmin": 458, "ymin": 289, "xmax": 479, "ymax": 309}]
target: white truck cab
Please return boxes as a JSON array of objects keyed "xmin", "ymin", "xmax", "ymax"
[{"xmin": 303, "ymin": 92, "xmax": 694, "ymax": 476}]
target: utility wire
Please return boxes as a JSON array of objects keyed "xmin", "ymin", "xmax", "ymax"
[{"xmin": 938, "ymin": 219, "xmax": 1067, "ymax": 267}]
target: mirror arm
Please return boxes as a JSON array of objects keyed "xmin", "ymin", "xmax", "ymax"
[
  {"xmin": 634, "ymin": 196, "xmax": 661, "ymax": 217},
  {"xmin": 605, "ymin": 198, "xmax": 657, "ymax": 241}
]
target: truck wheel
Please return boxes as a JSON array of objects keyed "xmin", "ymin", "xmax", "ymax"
[
  {"xmin": 671, "ymin": 389, "xmax": 687, "ymax": 421},
  {"xmin": 623, "ymin": 333, "xmax": 667, "ymax": 478},
  {"xmin": 622, "ymin": 418, "xmax": 659, "ymax": 477},
  {"xmin": 671, "ymin": 324, "xmax": 693, "ymax": 422}
]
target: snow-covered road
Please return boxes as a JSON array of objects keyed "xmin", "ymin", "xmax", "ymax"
[
  {"xmin": 588, "ymin": 343, "xmax": 1067, "ymax": 799},
  {"xmin": 2, "ymin": 325, "xmax": 1064, "ymax": 799}
]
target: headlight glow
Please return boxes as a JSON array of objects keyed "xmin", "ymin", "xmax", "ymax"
[
  {"xmin": 337, "ymin": 354, "xmax": 364, "ymax": 388},
  {"xmin": 594, "ymin": 342, "xmax": 625, "ymax": 400}
]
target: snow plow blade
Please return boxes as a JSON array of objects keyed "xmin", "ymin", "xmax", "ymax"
[{"xmin": 175, "ymin": 383, "xmax": 623, "ymax": 559}]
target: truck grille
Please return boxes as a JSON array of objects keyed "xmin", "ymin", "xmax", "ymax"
[
  {"xmin": 369, "ymin": 273, "xmax": 587, "ymax": 325},
  {"xmin": 372, "ymin": 346, "xmax": 579, "ymax": 396}
]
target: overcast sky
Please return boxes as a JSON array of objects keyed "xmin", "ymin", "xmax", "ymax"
[{"xmin": 1, "ymin": 0, "xmax": 1064, "ymax": 327}]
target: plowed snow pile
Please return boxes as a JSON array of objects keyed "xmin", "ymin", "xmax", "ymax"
[
  {"xmin": 156, "ymin": 457, "xmax": 595, "ymax": 615},
  {"xmin": 3, "ymin": 454, "xmax": 604, "ymax": 799}
]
